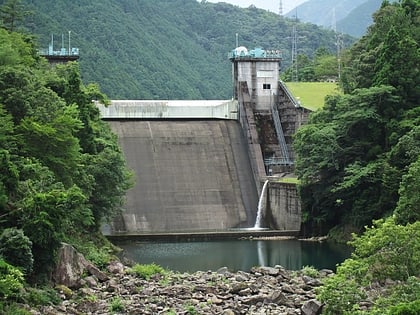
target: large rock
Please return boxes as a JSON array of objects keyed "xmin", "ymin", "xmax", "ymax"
[
  {"xmin": 52, "ymin": 243, "xmax": 108, "ymax": 288},
  {"xmin": 301, "ymin": 299, "xmax": 323, "ymax": 315}
]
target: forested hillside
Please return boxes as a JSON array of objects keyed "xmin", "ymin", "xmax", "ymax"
[
  {"xmin": 18, "ymin": 0, "xmax": 352, "ymax": 99},
  {"xmin": 0, "ymin": 22, "xmax": 132, "ymax": 286},
  {"xmin": 337, "ymin": 0, "xmax": 384, "ymax": 37},
  {"xmin": 295, "ymin": 1, "xmax": 420, "ymax": 312},
  {"xmin": 294, "ymin": 0, "xmax": 419, "ymax": 236},
  {"xmin": 286, "ymin": 0, "xmax": 367, "ymax": 28},
  {"xmin": 287, "ymin": 0, "xmax": 398, "ymax": 37}
]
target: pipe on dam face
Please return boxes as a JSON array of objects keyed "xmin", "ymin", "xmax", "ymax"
[{"xmin": 106, "ymin": 119, "xmax": 259, "ymax": 234}]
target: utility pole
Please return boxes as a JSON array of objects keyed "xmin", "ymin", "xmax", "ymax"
[{"xmin": 279, "ymin": 0, "xmax": 283, "ymax": 16}]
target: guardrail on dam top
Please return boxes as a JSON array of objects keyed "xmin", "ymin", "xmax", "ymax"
[{"xmin": 96, "ymin": 100, "xmax": 238, "ymax": 120}]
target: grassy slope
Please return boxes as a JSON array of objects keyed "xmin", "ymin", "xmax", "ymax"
[{"xmin": 284, "ymin": 82, "xmax": 342, "ymax": 111}]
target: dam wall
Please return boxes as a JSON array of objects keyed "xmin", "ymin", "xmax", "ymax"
[
  {"xmin": 100, "ymin": 76, "xmax": 306, "ymax": 235},
  {"xmin": 96, "ymin": 100, "xmax": 238, "ymax": 120},
  {"xmin": 266, "ymin": 181, "xmax": 301, "ymax": 231},
  {"xmin": 107, "ymin": 119, "xmax": 259, "ymax": 233}
]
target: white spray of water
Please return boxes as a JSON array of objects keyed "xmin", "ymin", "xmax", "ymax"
[{"xmin": 254, "ymin": 180, "xmax": 269, "ymax": 229}]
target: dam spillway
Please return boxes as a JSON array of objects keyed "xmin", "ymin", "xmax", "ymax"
[
  {"xmin": 107, "ymin": 119, "xmax": 259, "ymax": 233},
  {"xmin": 99, "ymin": 47, "xmax": 309, "ymax": 235}
]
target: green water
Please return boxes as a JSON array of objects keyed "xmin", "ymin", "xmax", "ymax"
[{"xmin": 117, "ymin": 239, "xmax": 351, "ymax": 273}]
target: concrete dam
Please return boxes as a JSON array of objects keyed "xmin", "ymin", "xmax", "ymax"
[
  {"xmin": 107, "ymin": 118, "xmax": 258, "ymax": 233},
  {"xmin": 100, "ymin": 47, "xmax": 310, "ymax": 235}
]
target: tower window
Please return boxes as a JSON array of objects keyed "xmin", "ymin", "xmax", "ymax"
[{"xmin": 263, "ymin": 83, "xmax": 271, "ymax": 90}]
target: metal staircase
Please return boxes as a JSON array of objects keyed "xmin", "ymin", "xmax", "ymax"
[{"xmin": 269, "ymin": 104, "xmax": 293, "ymax": 165}]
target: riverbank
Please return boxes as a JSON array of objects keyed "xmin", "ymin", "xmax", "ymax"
[{"xmin": 27, "ymin": 259, "xmax": 328, "ymax": 314}]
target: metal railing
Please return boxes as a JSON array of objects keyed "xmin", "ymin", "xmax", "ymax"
[
  {"xmin": 271, "ymin": 104, "xmax": 292, "ymax": 165},
  {"xmin": 278, "ymin": 80, "xmax": 301, "ymax": 108},
  {"xmin": 264, "ymin": 157, "xmax": 293, "ymax": 166}
]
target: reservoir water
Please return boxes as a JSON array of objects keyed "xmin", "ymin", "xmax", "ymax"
[{"xmin": 117, "ymin": 239, "xmax": 351, "ymax": 273}]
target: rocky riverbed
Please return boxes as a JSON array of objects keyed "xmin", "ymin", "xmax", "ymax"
[{"xmin": 27, "ymin": 246, "xmax": 328, "ymax": 315}]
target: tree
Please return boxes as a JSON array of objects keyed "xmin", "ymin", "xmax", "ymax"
[
  {"xmin": 0, "ymin": 258, "xmax": 24, "ymax": 299},
  {"xmin": 318, "ymin": 218, "xmax": 420, "ymax": 314},
  {"xmin": 17, "ymin": 105, "xmax": 83, "ymax": 187},
  {"xmin": 0, "ymin": 29, "xmax": 132, "ymax": 281},
  {"xmin": 0, "ymin": 228, "xmax": 33, "ymax": 274},
  {"xmin": 0, "ymin": 0, "xmax": 29, "ymax": 31},
  {"xmin": 394, "ymin": 155, "xmax": 420, "ymax": 224},
  {"xmin": 295, "ymin": 0, "xmax": 419, "ymax": 235},
  {"xmin": 294, "ymin": 85, "xmax": 400, "ymax": 233}
]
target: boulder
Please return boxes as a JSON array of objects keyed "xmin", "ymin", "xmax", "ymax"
[
  {"xmin": 301, "ymin": 299, "xmax": 323, "ymax": 315},
  {"xmin": 52, "ymin": 243, "xmax": 108, "ymax": 288},
  {"xmin": 107, "ymin": 260, "xmax": 125, "ymax": 274}
]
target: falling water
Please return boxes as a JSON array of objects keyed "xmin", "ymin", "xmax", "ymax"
[{"xmin": 254, "ymin": 180, "xmax": 269, "ymax": 229}]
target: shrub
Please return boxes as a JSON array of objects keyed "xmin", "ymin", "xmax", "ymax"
[
  {"xmin": 0, "ymin": 228, "xmax": 33, "ymax": 274},
  {"xmin": 317, "ymin": 269, "xmax": 366, "ymax": 315},
  {"xmin": 109, "ymin": 297, "xmax": 125, "ymax": 313},
  {"xmin": 0, "ymin": 258, "xmax": 24, "ymax": 299},
  {"xmin": 389, "ymin": 299, "xmax": 420, "ymax": 315},
  {"xmin": 22, "ymin": 287, "xmax": 60, "ymax": 306},
  {"xmin": 301, "ymin": 265, "xmax": 319, "ymax": 278},
  {"xmin": 128, "ymin": 263, "xmax": 166, "ymax": 280},
  {"xmin": 184, "ymin": 304, "xmax": 198, "ymax": 315},
  {"xmin": 0, "ymin": 302, "xmax": 31, "ymax": 315},
  {"xmin": 317, "ymin": 218, "xmax": 420, "ymax": 314},
  {"xmin": 349, "ymin": 218, "xmax": 420, "ymax": 281},
  {"xmin": 368, "ymin": 276, "xmax": 420, "ymax": 315}
]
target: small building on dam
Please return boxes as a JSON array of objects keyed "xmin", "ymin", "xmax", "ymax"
[{"xmin": 98, "ymin": 46, "xmax": 310, "ymax": 235}]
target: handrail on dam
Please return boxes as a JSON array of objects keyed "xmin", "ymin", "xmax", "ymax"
[
  {"xmin": 95, "ymin": 100, "xmax": 239, "ymax": 120},
  {"xmin": 271, "ymin": 104, "xmax": 292, "ymax": 165},
  {"xmin": 278, "ymin": 80, "xmax": 301, "ymax": 108}
]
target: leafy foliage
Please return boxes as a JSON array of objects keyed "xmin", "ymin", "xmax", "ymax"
[
  {"xmin": 318, "ymin": 218, "xmax": 420, "ymax": 314},
  {"xmin": 128, "ymin": 263, "xmax": 167, "ymax": 280},
  {"xmin": 108, "ymin": 296, "xmax": 125, "ymax": 313},
  {"xmin": 282, "ymin": 48, "xmax": 340, "ymax": 82},
  {"xmin": 394, "ymin": 154, "xmax": 420, "ymax": 224},
  {"xmin": 22, "ymin": 286, "xmax": 60, "ymax": 307},
  {"xmin": 0, "ymin": 0, "xmax": 30, "ymax": 32},
  {"xmin": 0, "ymin": 258, "xmax": 24, "ymax": 299},
  {"xmin": 294, "ymin": 0, "xmax": 420, "ymax": 234},
  {"xmin": 0, "ymin": 26, "xmax": 132, "ymax": 282},
  {"xmin": 389, "ymin": 299, "xmax": 420, "ymax": 315},
  {"xmin": 0, "ymin": 228, "xmax": 33, "ymax": 274}
]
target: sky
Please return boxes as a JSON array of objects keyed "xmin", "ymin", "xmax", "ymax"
[{"xmin": 203, "ymin": 0, "xmax": 308, "ymax": 15}]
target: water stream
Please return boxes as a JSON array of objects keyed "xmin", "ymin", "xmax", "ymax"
[{"xmin": 254, "ymin": 180, "xmax": 269, "ymax": 229}]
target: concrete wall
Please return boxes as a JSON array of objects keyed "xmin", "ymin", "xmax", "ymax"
[
  {"xmin": 265, "ymin": 181, "xmax": 301, "ymax": 231},
  {"xmin": 96, "ymin": 100, "xmax": 238, "ymax": 120},
  {"xmin": 107, "ymin": 120, "xmax": 259, "ymax": 234},
  {"xmin": 234, "ymin": 59, "xmax": 280, "ymax": 111},
  {"xmin": 277, "ymin": 85, "xmax": 311, "ymax": 162}
]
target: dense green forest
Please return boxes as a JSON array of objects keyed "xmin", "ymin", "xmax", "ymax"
[
  {"xmin": 0, "ymin": 0, "xmax": 132, "ymax": 302},
  {"xmin": 0, "ymin": 0, "xmax": 419, "ymax": 314},
  {"xmin": 16, "ymin": 0, "xmax": 354, "ymax": 100},
  {"xmin": 294, "ymin": 0, "xmax": 420, "ymax": 237},
  {"xmin": 294, "ymin": 1, "xmax": 420, "ymax": 312}
]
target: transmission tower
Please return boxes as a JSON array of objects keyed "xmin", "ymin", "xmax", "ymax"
[
  {"xmin": 279, "ymin": 0, "xmax": 283, "ymax": 16},
  {"xmin": 332, "ymin": 8, "xmax": 343, "ymax": 80},
  {"xmin": 291, "ymin": 15, "xmax": 298, "ymax": 82}
]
